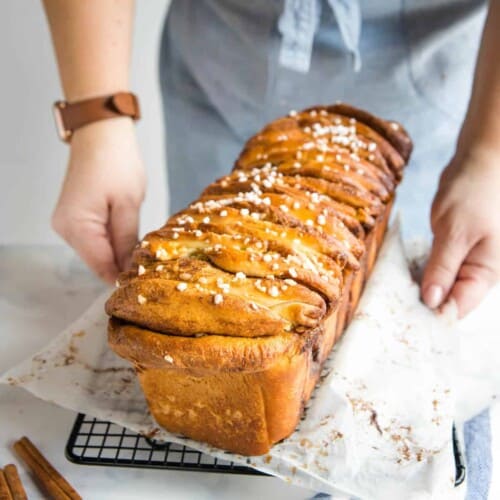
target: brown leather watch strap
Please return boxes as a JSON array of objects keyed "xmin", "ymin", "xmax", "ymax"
[{"xmin": 53, "ymin": 92, "xmax": 140, "ymax": 142}]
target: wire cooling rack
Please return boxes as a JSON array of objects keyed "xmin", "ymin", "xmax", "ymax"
[
  {"xmin": 65, "ymin": 413, "xmax": 264, "ymax": 475},
  {"xmin": 66, "ymin": 413, "xmax": 466, "ymax": 486}
]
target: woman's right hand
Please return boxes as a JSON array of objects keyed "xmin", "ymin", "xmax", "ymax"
[{"xmin": 52, "ymin": 117, "xmax": 146, "ymax": 284}]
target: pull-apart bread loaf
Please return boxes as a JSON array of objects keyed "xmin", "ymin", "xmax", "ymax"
[{"xmin": 106, "ymin": 104, "xmax": 412, "ymax": 456}]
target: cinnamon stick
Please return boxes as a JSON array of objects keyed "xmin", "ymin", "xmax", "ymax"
[
  {"xmin": 13, "ymin": 437, "xmax": 81, "ymax": 500},
  {"xmin": 3, "ymin": 465, "xmax": 27, "ymax": 500},
  {"xmin": 12, "ymin": 441, "xmax": 66, "ymax": 499},
  {"xmin": 0, "ymin": 470, "xmax": 13, "ymax": 500}
]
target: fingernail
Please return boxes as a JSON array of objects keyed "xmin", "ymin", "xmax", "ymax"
[{"xmin": 424, "ymin": 285, "xmax": 444, "ymax": 309}]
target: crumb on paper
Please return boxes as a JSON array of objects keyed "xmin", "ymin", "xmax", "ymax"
[
  {"xmin": 143, "ymin": 427, "xmax": 161, "ymax": 440},
  {"xmin": 330, "ymin": 430, "xmax": 343, "ymax": 441},
  {"xmin": 299, "ymin": 438, "xmax": 313, "ymax": 448},
  {"xmin": 370, "ymin": 410, "xmax": 383, "ymax": 435}
]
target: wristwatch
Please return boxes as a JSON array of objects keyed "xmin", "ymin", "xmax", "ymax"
[{"xmin": 52, "ymin": 92, "xmax": 141, "ymax": 142}]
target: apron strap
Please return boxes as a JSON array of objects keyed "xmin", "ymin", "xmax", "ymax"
[
  {"xmin": 278, "ymin": 0, "xmax": 322, "ymax": 73},
  {"xmin": 327, "ymin": 0, "xmax": 362, "ymax": 71},
  {"xmin": 278, "ymin": 0, "xmax": 362, "ymax": 73}
]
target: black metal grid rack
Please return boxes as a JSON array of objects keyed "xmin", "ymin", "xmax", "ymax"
[
  {"xmin": 66, "ymin": 413, "xmax": 466, "ymax": 487},
  {"xmin": 65, "ymin": 413, "xmax": 264, "ymax": 475}
]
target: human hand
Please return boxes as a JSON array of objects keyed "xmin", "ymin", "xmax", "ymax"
[
  {"xmin": 421, "ymin": 145, "xmax": 500, "ymax": 318},
  {"xmin": 51, "ymin": 117, "xmax": 146, "ymax": 284}
]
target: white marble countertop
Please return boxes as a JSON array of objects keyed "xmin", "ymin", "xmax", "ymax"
[{"xmin": 0, "ymin": 246, "xmax": 315, "ymax": 499}]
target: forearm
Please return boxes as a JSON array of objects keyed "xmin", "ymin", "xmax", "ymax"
[
  {"xmin": 458, "ymin": 0, "xmax": 500, "ymax": 155},
  {"xmin": 42, "ymin": 0, "xmax": 134, "ymax": 101}
]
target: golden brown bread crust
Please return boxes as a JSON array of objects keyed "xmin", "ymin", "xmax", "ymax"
[
  {"xmin": 108, "ymin": 317, "xmax": 307, "ymax": 373},
  {"xmin": 324, "ymin": 103, "xmax": 413, "ymax": 162},
  {"xmin": 107, "ymin": 203, "xmax": 392, "ymax": 456},
  {"xmin": 133, "ymin": 349, "xmax": 311, "ymax": 456},
  {"xmin": 201, "ymin": 168, "xmax": 369, "ymax": 237},
  {"xmin": 134, "ymin": 224, "xmax": 343, "ymax": 303},
  {"xmin": 106, "ymin": 258, "xmax": 326, "ymax": 337},
  {"xmin": 106, "ymin": 103, "xmax": 412, "ymax": 455}
]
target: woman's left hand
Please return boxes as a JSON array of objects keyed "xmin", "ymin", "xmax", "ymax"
[{"xmin": 421, "ymin": 145, "xmax": 500, "ymax": 318}]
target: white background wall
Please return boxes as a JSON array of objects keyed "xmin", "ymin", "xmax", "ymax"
[{"xmin": 0, "ymin": 0, "xmax": 170, "ymax": 245}]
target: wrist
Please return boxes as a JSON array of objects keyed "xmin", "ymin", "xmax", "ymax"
[
  {"xmin": 70, "ymin": 115, "xmax": 137, "ymax": 145},
  {"xmin": 66, "ymin": 116, "xmax": 145, "ymax": 181},
  {"xmin": 54, "ymin": 91, "xmax": 140, "ymax": 142},
  {"xmin": 63, "ymin": 85, "xmax": 131, "ymax": 104},
  {"xmin": 448, "ymin": 143, "xmax": 500, "ymax": 188},
  {"xmin": 454, "ymin": 130, "xmax": 500, "ymax": 167},
  {"xmin": 456, "ymin": 109, "xmax": 500, "ymax": 161}
]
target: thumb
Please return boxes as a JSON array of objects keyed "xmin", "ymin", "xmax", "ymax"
[
  {"xmin": 110, "ymin": 200, "xmax": 140, "ymax": 272},
  {"xmin": 447, "ymin": 238, "xmax": 499, "ymax": 318},
  {"xmin": 421, "ymin": 232, "xmax": 469, "ymax": 309},
  {"xmin": 63, "ymin": 219, "xmax": 120, "ymax": 284}
]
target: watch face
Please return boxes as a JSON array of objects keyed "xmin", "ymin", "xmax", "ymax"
[{"xmin": 52, "ymin": 101, "xmax": 72, "ymax": 142}]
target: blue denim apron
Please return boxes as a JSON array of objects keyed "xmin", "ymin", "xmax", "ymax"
[
  {"xmin": 159, "ymin": 1, "xmax": 490, "ymax": 497},
  {"xmin": 160, "ymin": 0, "xmax": 486, "ymax": 237}
]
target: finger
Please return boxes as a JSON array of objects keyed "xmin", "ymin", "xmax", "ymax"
[
  {"xmin": 421, "ymin": 233, "xmax": 470, "ymax": 309},
  {"xmin": 448, "ymin": 271, "xmax": 493, "ymax": 319},
  {"xmin": 64, "ymin": 219, "xmax": 119, "ymax": 284},
  {"xmin": 110, "ymin": 200, "xmax": 140, "ymax": 272},
  {"xmin": 446, "ymin": 239, "xmax": 499, "ymax": 318}
]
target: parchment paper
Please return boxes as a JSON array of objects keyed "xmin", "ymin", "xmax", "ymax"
[{"xmin": 2, "ymin": 223, "xmax": 499, "ymax": 499}]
